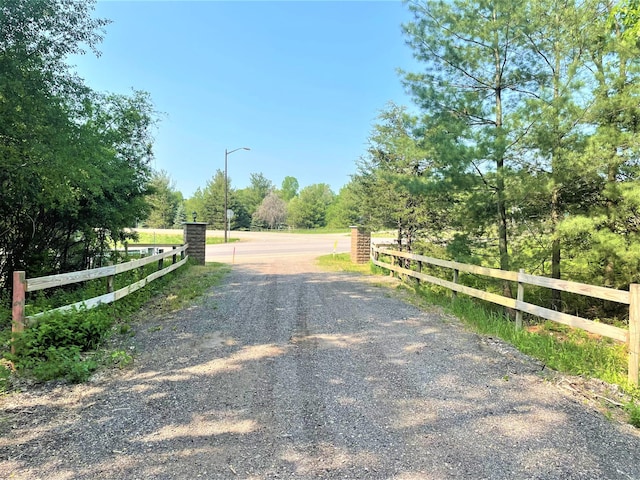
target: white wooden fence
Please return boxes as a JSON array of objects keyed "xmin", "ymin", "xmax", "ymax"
[
  {"xmin": 11, "ymin": 244, "xmax": 188, "ymax": 334},
  {"xmin": 371, "ymin": 245, "xmax": 640, "ymax": 385}
]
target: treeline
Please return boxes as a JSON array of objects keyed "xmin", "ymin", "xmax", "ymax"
[
  {"xmin": 349, "ymin": 0, "xmax": 640, "ymax": 314},
  {"xmin": 1, "ymin": 0, "xmax": 157, "ymax": 292},
  {"xmin": 144, "ymin": 170, "xmax": 360, "ymax": 231}
]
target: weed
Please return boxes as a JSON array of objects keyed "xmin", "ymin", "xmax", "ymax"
[
  {"xmin": 0, "ymin": 362, "xmax": 10, "ymax": 391},
  {"xmin": 27, "ymin": 346, "xmax": 97, "ymax": 383},
  {"xmin": 109, "ymin": 349, "xmax": 133, "ymax": 368},
  {"xmin": 626, "ymin": 402, "xmax": 640, "ymax": 428},
  {"xmin": 119, "ymin": 324, "xmax": 132, "ymax": 335}
]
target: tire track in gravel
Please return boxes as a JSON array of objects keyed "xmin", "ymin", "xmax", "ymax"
[{"xmin": 2, "ymin": 252, "xmax": 640, "ymax": 479}]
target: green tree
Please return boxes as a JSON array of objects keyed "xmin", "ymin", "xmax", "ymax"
[
  {"xmin": 184, "ymin": 187, "xmax": 206, "ymax": 223},
  {"xmin": 201, "ymin": 170, "xmax": 227, "ymax": 229},
  {"xmin": 236, "ymin": 172, "xmax": 274, "ymax": 217},
  {"xmin": 326, "ymin": 181, "xmax": 361, "ymax": 228},
  {"xmin": 279, "ymin": 176, "xmax": 299, "ymax": 201},
  {"xmin": 0, "ymin": 0, "xmax": 157, "ymax": 287},
  {"xmin": 402, "ymin": 0, "xmax": 540, "ymax": 295},
  {"xmin": 287, "ymin": 184, "xmax": 335, "ymax": 228},
  {"xmin": 353, "ymin": 104, "xmax": 438, "ymax": 250},
  {"xmin": 145, "ymin": 170, "xmax": 181, "ymax": 229},
  {"xmin": 173, "ymin": 202, "xmax": 187, "ymax": 228},
  {"xmin": 515, "ymin": 0, "xmax": 595, "ymax": 308},
  {"xmin": 558, "ymin": 0, "xmax": 640, "ymax": 291}
]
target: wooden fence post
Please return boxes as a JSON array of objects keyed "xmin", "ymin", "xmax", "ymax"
[
  {"xmin": 416, "ymin": 260, "xmax": 422, "ymax": 286},
  {"xmin": 390, "ymin": 255, "xmax": 395, "ymax": 277},
  {"xmin": 172, "ymin": 246, "xmax": 177, "ymax": 265},
  {"xmin": 629, "ymin": 284, "xmax": 640, "ymax": 386},
  {"xmin": 516, "ymin": 269, "xmax": 525, "ymax": 330},
  {"xmin": 12, "ymin": 271, "xmax": 26, "ymax": 352},
  {"xmin": 452, "ymin": 269, "xmax": 459, "ymax": 299},
  {"xmin": 107, "ymin": 273, "xmax": 114, "ymax": 294}
]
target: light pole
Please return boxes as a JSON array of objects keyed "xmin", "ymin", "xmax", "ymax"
[{"xmin": 224, "ymin": 147, "xmax": 250, "ymax": 243}]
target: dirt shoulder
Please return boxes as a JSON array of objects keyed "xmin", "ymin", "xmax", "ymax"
[{"xmin": 1, "ymin": 256, "xmax": 639, "ymax": 479}]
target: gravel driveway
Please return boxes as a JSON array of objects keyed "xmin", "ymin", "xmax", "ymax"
[{"xmin": 1, "ymin": 246, "xmax": 640, "ymax": 479}]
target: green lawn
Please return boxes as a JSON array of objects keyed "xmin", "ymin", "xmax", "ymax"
[{"xmin": 124, "ymin": 232, "xmax": 239, "ymax": 245}]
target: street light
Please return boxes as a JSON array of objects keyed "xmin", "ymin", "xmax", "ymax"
[{"xmin": 224, "ymin": 147, "xmax": 250, "ymax": 243}]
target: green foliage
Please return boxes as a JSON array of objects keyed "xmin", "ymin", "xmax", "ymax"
[
  {"xmin": 199, "ymin": 170, "xmax": 251, "ymax": 230},
  {"xmin": 11, "ymin": 307, "xmax": 112, "ymax": 359},
  {"xmin": 352, "ymin": 104, "xmax": 449, "ymax": 251},
  {"xmin": 287, "ymin": 183, "xmax": 335, "ymax": 228},
  {"xmin": 236, "ymin": 172, "xmax": 275, "ymax": 217},
  {"xmin": 29, "ymin": 346, "xmax": 98, "ymax": 383},
  {"xmin": 0, "ymin": 362, "xmax": 11, "ymax": 391},
  {"xmin": 184, "ymin": 187, "xmax": 206, "ymax": 224},
  {"xmin": 346, "ymin": 0, "xmax": 640, "ymax": 320},
  {"xmin": 326, "ymin": 181, "xmax": 362, "ymax": 228},
  {"xmin": 0, "ymin": 0, "xmax": 158, "ymax": 290},
  {"xmin": 627, "ymin": 402, "xmax": 640, "ymax": 428},
  {"xmin": 109, "ymin": 349, "xmax": 133, "ymax": 369},
  {"xmin": 279, "ymin": 176, "xmax": 299, "ymax": 201},
  {"xmin": 9, "ymin": 307, "xmax": 109, "ymax": 383},
  {"xmin": 201, "ymin": 170, "xmax": 227, "ymax": 229},
  {"xmin": 144, "ymin": 170, "xmax": 182, "ymax": 229}
]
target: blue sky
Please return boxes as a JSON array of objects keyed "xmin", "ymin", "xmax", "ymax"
[{"xmin": 70, "ymin": 0, "xmax": 419, "ymax": 198}]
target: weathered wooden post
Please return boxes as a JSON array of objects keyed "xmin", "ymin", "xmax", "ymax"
[
  {"xmin": 183, "ymin": 221, "xmax": 207, "ymax": 265},
  {"xmin": 516, "ymin": 269, "xmax": 525, "ymax": 330},
  {"xmin": 629, "ymin": 284, "xmax": 640, "ymax": 385},
  {"xmin": 452, "ymin": 268, "xmax": 459, "ymax": 299},
  {"xmin": 106, "ymin": 271, "xmax": 114, "ymax": 294},
  {"xmin": 350, "ymin": 226, "xmax": 371, "ymax": 264},
  {"xmin": 156, "ymin": 248, "xmax": 164, "ymax": 271},
  {"xmin": 12, "ymin": 271, "xmax": 26, "ymax": 353}
]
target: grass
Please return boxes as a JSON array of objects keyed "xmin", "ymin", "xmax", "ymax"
[
  {"xmin": 265, "ymin": 227, "xmax": 351, "ymax": 234},
  {"xmin": 0, "ymin": 260, "xmax": 229, "ymax": 388},
  {"xmin": 317, "ymin": 253, "xmax": 640, "ymax": 426},
  {"xmin": 371, "ymin": 230, "xmax": 397, "ymax": 238},
  {"xmin": 206, "ymin": 237, "xmax": 239, "ymax": 245},
  {"xmin": 124, "ymin": 232, "xmax": 238, "ymax": 245},
  {"xmin": 316, "ymin": 253, "xmax": 373, "ymax": 274}
]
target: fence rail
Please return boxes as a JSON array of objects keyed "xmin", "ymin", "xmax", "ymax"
[
  {"xmin": 371, "ymin": 245, "xmax": 640, "ymax": 385},
  {"xmin": 12, "ymin": 244, "xmax": 189, "ymax": 334}
]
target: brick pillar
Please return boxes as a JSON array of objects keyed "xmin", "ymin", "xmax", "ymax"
[
  {"xmin": 350, "ymin": 226, "xmax": 371, "ymax": 264},
  {"xmin": 183, "ymin": 222, "xmax": 207, "ymax": 265}
]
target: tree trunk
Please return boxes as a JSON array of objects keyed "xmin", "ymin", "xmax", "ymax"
[
  {"xmin": 550, "ymin": 31, "xmax": 562, "ymax": 311},
  {"xmin": 494, "ymin": 34, "xmax": 512, "ymax": 299}
]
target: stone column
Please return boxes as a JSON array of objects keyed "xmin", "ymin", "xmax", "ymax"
[
  {"xmin": 183, "ymin": 222, "xmax": 207, "ymax": 265},
  {"xmin": 350, "ymin": 226, "xmax": 371, "ymax": 264}
]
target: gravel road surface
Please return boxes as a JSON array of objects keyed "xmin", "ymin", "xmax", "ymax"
[{"xmin": 1, "ymin": 233, "xmax": 640, "ymax": 479}]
